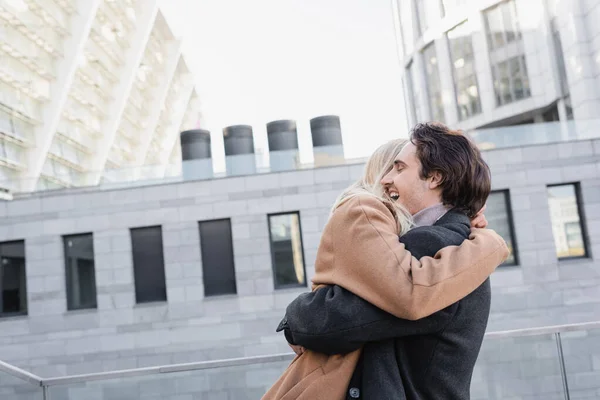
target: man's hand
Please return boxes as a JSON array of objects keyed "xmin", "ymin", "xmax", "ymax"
[
  {"xmin": 471, "ymin": 205, "xmax": 488, "ymax": 229},
  {"xmin": 289, "ymin": 343, "xmax": 305, "ymax": 356}
]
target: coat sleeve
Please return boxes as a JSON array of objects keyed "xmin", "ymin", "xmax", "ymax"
[
  {"xmin": 279, "ymin": 285, "xmax": 459, "ymax": 354},
  {"xmin": 313, "ymin": 196, "xmax": 508, "ymax": 320},
  {"xmin": 279, "ymin": 226, "xmax": 465, "ymax": 354}
]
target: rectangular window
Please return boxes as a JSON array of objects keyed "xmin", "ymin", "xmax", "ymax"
[
  {"xmin": 484, "ymin": 0, "xmax": 531, "ymax": 106},
  {"xmin": 130, "ymin": 226, "xmax": 167, "ymax": 303},
  {"xmin": 0, "ymin": 240, "xmax": 27, "ymax": 316},
  {"xmin": 63, "ymin": 233, "xmax": 97, "ymax": 310},
  {"xmin": 198, "ymin": 219, "xmax": 237, "ymax": 296},
  {"xmin": 547, "ymin": 184, "xmax": 588, "ymax": 259},
  {"xmin": 405, "ymin": 61, "xmax": 419, "ymax": 124},
  {"xmin": 422, "ymin": 42, "xmax": 445, "ymax": 123},
  {"xmin": 487, "ymin": 191, "xmax": 518, "ymax": 265},
  {"xmin": 447, "ymin": 20, "xmax": 482, "ymax": 120},
  {"xmin": 268, "ymin": 212, "xmax": 306, "ymax": 289}
]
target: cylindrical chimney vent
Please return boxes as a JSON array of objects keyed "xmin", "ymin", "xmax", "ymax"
[
  {"xmin": 267, "ymin": 119, "xmax": 299, "ymax": 172},
  {"xmin": 180, "ymin": 129, "xmax": 213, "ymax": 180},
  {"xmin": 223, "ymin": 125, "xmax": 256, "ymax": 176},
  {"xmin": 310, "ymin": 115, "xmax": 344, "ymax": 167}
]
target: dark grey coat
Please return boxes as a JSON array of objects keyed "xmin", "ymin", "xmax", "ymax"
[{"xmin": 277, "ymin": 210, "xmax": 491, "ymax": 400}]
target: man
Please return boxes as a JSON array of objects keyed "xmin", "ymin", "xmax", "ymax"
[{"xmin": 277, "ymin": 122, "xmax": 494, "ymax": 399}]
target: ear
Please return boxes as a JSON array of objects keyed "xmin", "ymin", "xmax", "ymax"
[{"xmin": 428, "ymin": 171, "xmax": 443, "ymax": 190}]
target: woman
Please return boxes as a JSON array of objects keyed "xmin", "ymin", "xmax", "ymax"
[{"xmin": 263, "ymin": 139, "xmax": 509, "ymax": 399}]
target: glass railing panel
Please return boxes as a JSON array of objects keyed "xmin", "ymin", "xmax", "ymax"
[
  {"xmin": 0, "ymin": 367, "xmax": 42, "ymax": 400},
  {"xmin": 46, "ymin": 359, "xmax": 291, "ymax": 400},
  {"xmin": 560, "ymin": 328, "xmax": 600, "ymax": 399},
  {"xmin": 471, "ymin": 333, "xmax": 566, "ymax": 400},
  {"xmin": 467, "ymin": 119, "xmax": 600, "ymax": 150}
]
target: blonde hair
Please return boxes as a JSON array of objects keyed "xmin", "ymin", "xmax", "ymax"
[{"xmin": 331, "ymin": 139, "xmax": 413, "ymax": 235}]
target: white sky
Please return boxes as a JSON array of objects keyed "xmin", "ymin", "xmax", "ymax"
[{"xmin": 160, "ymin": 0, "xmax": 408, "ymax": 172}]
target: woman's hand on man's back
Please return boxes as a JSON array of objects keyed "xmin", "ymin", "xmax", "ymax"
[{"xmin": 471, "ymin": 205, "xmax": 488, "ymax": 229}]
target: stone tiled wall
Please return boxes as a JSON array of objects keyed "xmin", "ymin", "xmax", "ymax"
[{"xmin": 0, "ymin": 139, "xmax": 599, "ymax": 399}]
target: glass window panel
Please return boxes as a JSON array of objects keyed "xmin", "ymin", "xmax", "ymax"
[
  {"xmin": 521, "ymin": 57, "xmax": 531, "ymax": 97},
  {"xmin": 513, "ymin": 77, "xmax": 525, "ymax": 100},
  {"xmin": 422, "ymin": 42, "xmax": 445, "ymax": 122},
  {"xmin": 547, "ymin": 184, "xmax": 587, "ymax": 259},
  {"xmin": 501, "ymin": 1, "xmax": 516, "ymax": 43},
  {"xmin": 509, "ymin": 57, "xmax": 521, "ymax": 75},
  {"xmin": 130, "ymin": 226, "xmax": 167, "ymax": 303},
  {"xmin": 486, "ymin": 191, "xmax": 517, "ymax": 265},
  {"xmin": 484, "ymin": 0, "xmax": 530, "ymax": 106},
  {"xmin": 407, "ymin": 61, "xmax": 425, "ymax": 123},
  {"xmin": 485, "ymin": 6, "xmax": 505, "ymax": 50},
  {"xmin": 0, "ymin": 240, "xmax": 27, "ymax": 316},
  {"xmin": 500, "ymin": 77, "xmax": 511, "ymax": 103},
  {"xmin": 268, "ymin": 212, "xmax": 306, "ymax": 289},
  {"xmin": 63, "ymin": 233, "xmax": 97, "ymax": 310},
  {"xmin": 199, "ymin": 219, "xmax": 237, "ymax": 296},
  {"xmin": 447, "ymin": 20, "xmax": 481, "ymax": 120}
]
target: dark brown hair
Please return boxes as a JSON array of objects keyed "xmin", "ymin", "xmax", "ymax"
[{"xmin": 410, "ymin": 122, "xmax": 491, "ymax": 218}]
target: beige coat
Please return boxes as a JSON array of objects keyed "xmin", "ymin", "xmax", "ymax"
[{"xmin": 263, "ymin": 195, "xmax": 510, "ymax": 400}]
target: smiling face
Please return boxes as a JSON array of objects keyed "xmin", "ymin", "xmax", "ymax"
[{"xmin": 380, "ymin": 142, "xmax": 443, "ymax": 215}]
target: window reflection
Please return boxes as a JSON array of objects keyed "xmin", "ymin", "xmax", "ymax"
[
  {"xmin": 268, "ymin": 213, "xmax": 306, "ymax": 288},
  {"xmin": 64, "ymin": 233, "xmax": 97, "ymax": 310},
  {"xmin": 484, "ymin": 0, "xmax": 531, "ymax": 106},
  {"xmin": 407, "ymin": 61, "xmax": 426, "ymax": 123},
  {"xmin": 422, "ymin": 42, "xmax": 445, "ymax": 122},
  {"xmin": 547, "ymin": 184, "xmax": 587, "ymax": 259},
  {"xmin": 447, "ymin": 20, "xmax": 481, "ymax": 120},
  {"xmin": 487, "ymin": 191, "xmax": 517, "ymax": 265},
  {"xmin": 492, "ymin": 56, "xmax": 530, "ymax": 105}
]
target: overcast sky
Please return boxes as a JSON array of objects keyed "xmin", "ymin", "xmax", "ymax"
[{"xmin": 160, "ymin": 0, "xmax": 407, "ymax": 171}]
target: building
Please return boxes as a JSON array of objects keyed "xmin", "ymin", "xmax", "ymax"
[
  {"xmin": 0, "ymin": 0, "xmax": 201, "ymax": 195},
  {"xmin": 0, "ymin": 122, "xmax": 598, "ymax": 398},
  {"xmin": 392, "ymin": 0, "xmax": 600, "ymax": 132}
]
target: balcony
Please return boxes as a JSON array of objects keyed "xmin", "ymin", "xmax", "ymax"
[
  {"xmin": 0, "ymin": 2, "xmax": 64, "ymax": 56},
  {"xmin": 0, "ymin": 54, "xmax": 51, "ymax": 99},
  {"xmin": 0, "ymin": 81, "xmax": 41, "ymax": 120},
  {"xmin": 0, "ymin": 19, "xmax": 56, "ymax": 78},
  {"xmin": 23, "ymin": 0, "xmax": 70, "ymax": 34},
  {"xmin": 0, "ymin": 322, "xmax": 598, "ymax": 399},
  {"xmin": 0, "ymin": 107, "xmax": 34, "ymax": 144}
]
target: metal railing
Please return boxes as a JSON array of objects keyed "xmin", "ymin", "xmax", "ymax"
[{"xmin": 0, "ymin": 321, "xmax": 599, "ymax": 399}]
